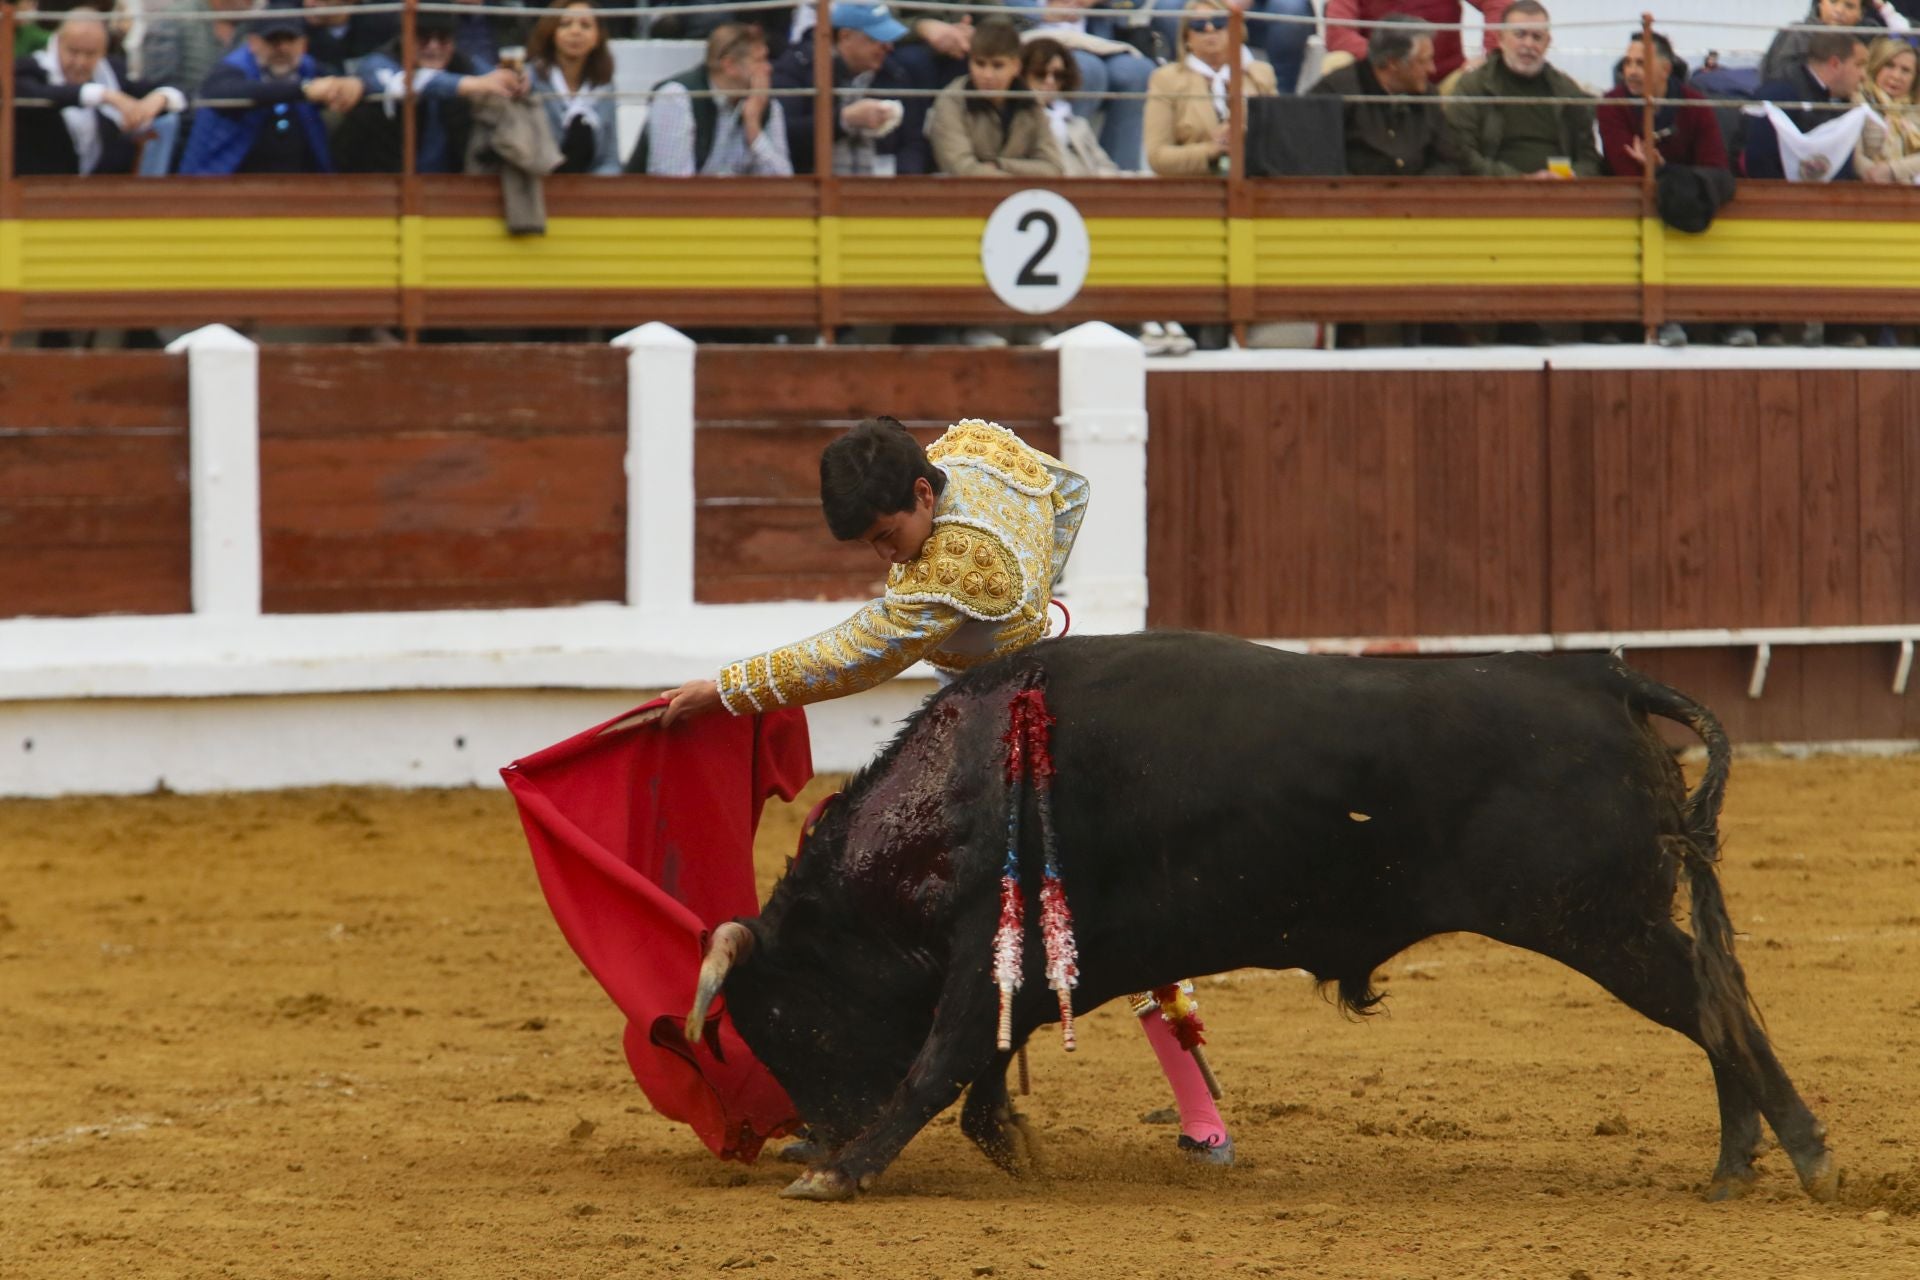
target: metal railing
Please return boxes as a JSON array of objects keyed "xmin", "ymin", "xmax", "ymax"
[{"xmin": 2, "ymin": 0, "xmax": 1916, "ymax": 344}]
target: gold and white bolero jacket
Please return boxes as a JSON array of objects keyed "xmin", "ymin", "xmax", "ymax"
[{"xmin": 717, "ymin": 420, "xmax": 1089, "ymax": 714}]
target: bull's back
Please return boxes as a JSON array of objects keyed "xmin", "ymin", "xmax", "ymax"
[{"xmin": 1001, "ymin": 634, "xmax": 1681, "ymax": 958}]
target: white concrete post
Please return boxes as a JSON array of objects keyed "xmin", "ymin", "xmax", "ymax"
[
  {"xmin": 612, "ymin": 323, "xmax": 697, "ymax": 616},
  {"xmin": 165, "ymin": 324, "xmax": 260, "ymax": 618},
  {"xmin": 1046, "ymin": 321, "xmax": 1148, "ymax": 634}
]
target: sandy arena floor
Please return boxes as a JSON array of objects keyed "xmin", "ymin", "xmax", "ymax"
[{"xmin": 3, "ymin": 755, "xmax": 1919, "ymax": 1279}]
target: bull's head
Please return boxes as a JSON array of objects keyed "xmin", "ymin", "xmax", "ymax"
[{"xmin": 684, "ymin": 795, "xmax": 946, "ymax": 1152}]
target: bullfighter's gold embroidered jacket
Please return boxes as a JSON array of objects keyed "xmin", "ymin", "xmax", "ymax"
[{"xmin": 717, "ymin": 420, "xmax": 1089, "ymax": 714}]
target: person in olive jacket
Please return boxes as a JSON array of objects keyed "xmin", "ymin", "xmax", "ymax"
[{"xmin": 1443, "ymin": 0, "xmax": 1601, "ymax": 178}]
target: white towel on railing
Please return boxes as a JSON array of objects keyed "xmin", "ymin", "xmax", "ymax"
[{"xmin": 1749, "ymin": 101, "xmax": 1880, "ymax": 182}]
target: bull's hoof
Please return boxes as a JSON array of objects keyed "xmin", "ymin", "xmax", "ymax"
[
  {"xmin": 777, "ymin": 1139, "xmax": 824, "ymax": 1165},
  {"xmin": 779, "ymin": 1169, "xmax": 856, "ymax": 1202},
  {"xmin": 1795, "ymin": 1150, "xmax": 1839, "ymax": 1203},
  {"xmin": 1705, "ymin": 1171, "xmax": 1756, "ymax": 1203}
]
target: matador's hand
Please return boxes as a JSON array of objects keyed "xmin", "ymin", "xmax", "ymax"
[{"xmin": 661, "ymin": 678, "xmax": 723, "ymax": 727}]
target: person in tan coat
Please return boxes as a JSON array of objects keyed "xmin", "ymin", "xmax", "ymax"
[
  {"xmin": 928, "ymin": 18, "xmax": 1064, "ymax": 175},
  {"xmin": 1144, "ymin": 0, "xmax": 1279, "ymax": 176},
  {"xmin": 1855, "ymin": 36, "xmax": 1920, "ymax": 184}
]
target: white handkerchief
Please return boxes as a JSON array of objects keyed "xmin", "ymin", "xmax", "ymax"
[{"xmin": 1752, "ymin": 101, "xmax": 1882, "ymax": 182}]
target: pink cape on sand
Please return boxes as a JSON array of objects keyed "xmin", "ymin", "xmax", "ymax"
[{"xmin": 502, "ymin": 699, "xmax": 812, "ymax": 1162}]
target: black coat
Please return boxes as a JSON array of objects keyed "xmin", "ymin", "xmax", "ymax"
[
  {"xmin": 769, "ymin": 42, "xmax": 931, "ymax": 176},
  {"xmin": 12, "ymin": 53, "xmax": 163, "ymax": 175},
  {"xmin": 1307, "ymin": 57, "xmax": 1458, "ymax": 177}
]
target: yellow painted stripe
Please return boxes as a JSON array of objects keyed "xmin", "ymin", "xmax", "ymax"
[
  {"xmin": 1254, "ymin": 217, "xmax": 1643, "ymax": 286},
  {"xmin": 1663, "ymin": 217, "xmax": 1920, "ymax": 288},
  {"xmin": 14, "ymin": 211, "xmax": 1920, "ymax": 296},
  {"xmin": 1640, "ymin": 216, "xmax": 1665, "ymax": 289},
  {"xmin": 422, "ymin": 216, "xmax": 816, "ymax": 289},
  {"xmin": 817, "ymin": 214, "xmax": 843, "ymax": 290},
  {"xmin": 400, "ymin": 214, "xmax": 426, "ymax": 290},
  {"xmin": 22, "ymin": 217, "xmax": 398, "ymax": 291},
  {"xmin": 0, "ymin": 220, "xmax": 20, "ymax": 296},
  {"xmin": 837, "ymin": 215, "xmax": 1227, "ymax": 288}
]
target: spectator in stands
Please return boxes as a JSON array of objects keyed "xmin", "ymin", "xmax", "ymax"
[
  {"xmin": 863, "ymin": 4, "xmax": 977, "ymax": 109},
  {"xmin": 13, "ymin": 7, "xmax": 187, "ymax": 175},
  {"xmin": 1006, "ymin": 0, "xmax": 1153, "ymax": 170},
  {"xmin": 1144, "ymin": 0, "xmax": 1315, "ymax": 96},
  {"xmin": 1307, "ymin": 13, "xmax": 1458, "ymax": 175},
  {"xmin": 1145, "ymin": 0, "xmax": 1277, "ymax": 177},
  {"xmin": 333, "ymin": 9, "xmax": 527, "ymax": 172},
  {"xmin": 1855, "ymin": 36, "xmax": 1920, "ymax": 183},
  {"xmin": 1023, "ymin": 35, "xmax": 1116, "ymax": 174},
  {"xmin": 772, "ymin": 2, "xmax": 931, "ymax": 176},
  {"xmin": 178, "ymin": 0, "xmax": 363, "ymax": 174},
  {"xmin": 638, "ymin": 22, "xmax": 793, "ymax": 176},
  {"xmin": 928, "ymin": 17, "xmax": 1062, "ymax": 175},
  {"xmin": 441, "ymin": 0, "xmax": 524, "ymax": 71},
  {"xmin": 1444, "ymin": 0, "xmax": 1599, "ymax": 178},
  {"xmin": 141, "ymin": 0, "xmax": 253, "ymax": 95},
  {"xmin": 302, "ymin": 0, "xmax": 398, "ymax": 76},
  {"xmin": 1322, "ymin": 0, "xmax": 1512, "ymax": 85},
  {"xmin": 1597, "ymin": 30, "xmax": 1727, "ymax": 177},
  {"xmin": 1761, "ymin": 0, "xmax": 1907, "ymax": 85},
  {"xmin": 529, "ymin": 0, "xmax": 620, "ymax": 174},
  {"xmin": 1746, "ymin": 28, "xmax": 1870, "ymax": 181},
  {"xmin": 1599, "ymin": 31, "xmax": 1731, "ymax": 348}
]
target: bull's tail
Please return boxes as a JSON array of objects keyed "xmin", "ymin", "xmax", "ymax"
[
  {"xmin": 1617, "ymin": 665, "xmax": 1731, "ymax": 862},
  {"xmin": 1616, "ymin": 663, "xmax": 1762, "ymax": 1061}
]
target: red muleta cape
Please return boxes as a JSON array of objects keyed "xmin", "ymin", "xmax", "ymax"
[{"xmin": 502, "ymin": 699, "xmax": 812, "ymax": 1162}]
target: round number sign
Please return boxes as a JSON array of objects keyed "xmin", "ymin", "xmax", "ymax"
[{"xmin": 980, "ymin": 190, "xmax": 1091, "ymax": 315}]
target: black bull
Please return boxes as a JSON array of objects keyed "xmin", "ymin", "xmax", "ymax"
[{"xmin": 688, "ymin": 632, "xmax": 1834, "ymax": 1202}]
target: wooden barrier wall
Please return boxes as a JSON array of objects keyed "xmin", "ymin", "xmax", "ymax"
[
  {"xmin": 257, "ymin": 346, "xmax": 629, "ymax": 612},
  {"xmin": 1148, "ymin": 365, "xmax": 1920, "ymax": 741},
  {"xmin": 0, "ymin": 351, "xmax": 190, "ymax": 616},
  {"xmin": 693, "ymin": 347, "xmax": 1059, "ymax": 604},
  {"xmin": 8, "ymin": 347, "xmax": 1918, "ymax": 741}
]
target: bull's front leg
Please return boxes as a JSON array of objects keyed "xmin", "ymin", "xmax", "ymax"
[
  {"xmin": 960, "ymin": 1048, "xmax": 1039, "ymax": 1178},
  {"xmin": 782, "ymin": 962, "xmax": 1001, "ymax": 1201}
]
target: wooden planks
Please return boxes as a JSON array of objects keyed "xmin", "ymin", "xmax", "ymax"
[
  {"xmin": 1146, "ymin": 368, "xmax": 1548, "ymax": 637},
  {"xmin": 693, "ymin": 348, "xmax": 1060, "ymax": 604},
  {"xmin": 0, "ymin": 353, "xmax": 190, "ymax": 618},
  {"xmin": 257, "ymin": 346, "xmax": 628, "ymax": 613}
]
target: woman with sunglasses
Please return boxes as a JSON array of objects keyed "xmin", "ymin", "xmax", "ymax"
[
  {"xmin": 1144, "ymin": 0, "xmax": 1277, "ymax": 176},
  {"xmin": 1020, "ymin": 37, "xmax": 1118, "ymax": 175}
]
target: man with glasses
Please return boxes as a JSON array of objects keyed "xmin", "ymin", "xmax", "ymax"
[
  {"xmin": 1442, "ymin": 0, "xmax": 1598, "ymax": 178},
  {"xmin": 179, "ymin": 0, "xmax": 363, "ymax": 173}
]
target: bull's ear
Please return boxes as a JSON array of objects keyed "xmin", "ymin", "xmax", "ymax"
[{"xmin": 686, "ymin": 921, "xmax": 757, "ymax": 1044}]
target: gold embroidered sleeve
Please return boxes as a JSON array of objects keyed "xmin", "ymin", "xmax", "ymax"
[{"xmin": 717, "ymin": 596, "xmax": 965, "ymax": 714}]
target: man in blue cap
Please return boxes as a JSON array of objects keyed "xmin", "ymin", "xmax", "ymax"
[
  {"xmin": 179, "ymin": 0, "xmax": 363, "ymax": 174},
  {"xmin": 771, "ymin": 2, "xmax": 934, "ymax": 175}
]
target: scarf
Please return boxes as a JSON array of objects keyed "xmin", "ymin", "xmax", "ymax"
[
  {"xmin": 1045, "ymin": 99, "xmax": 1073, "ymax": 149},
  {"xmin": 548, "ymin": 63, "xmax": 601, "ymax": 132},
  {"xmin": 35, "ymin": 38, "xmax": 124, "ymax": 175},
  {"xmin": 1862, "ymin": 78, "xmax": 1920, "ymax": 152},
  {"xmin": 1183, "ymin": 48, "xmax": 1254, "ymax": 121}
]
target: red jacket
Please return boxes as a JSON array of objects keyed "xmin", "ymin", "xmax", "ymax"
[
  {"xmin": 1323, "ymin": 0, "xmax": 1513, "ymax": 81},
  {"xmin": 1598, "ymin": 82, "xmax": 1730, "ymax": 177}
]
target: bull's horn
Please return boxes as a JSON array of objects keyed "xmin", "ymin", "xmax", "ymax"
[{"xmin": 686, "ymin": 921, "xmax": 755, "ymax": 1044}]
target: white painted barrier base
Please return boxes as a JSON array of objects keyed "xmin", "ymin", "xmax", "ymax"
[{"xmin": 0, "ymin": 681, "xmax": 936, "ymax": 798}]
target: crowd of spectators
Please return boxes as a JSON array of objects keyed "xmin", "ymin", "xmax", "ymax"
[{"xmin": 9, "ymin": 0, "xmax": 1920, "ymax": 345}]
